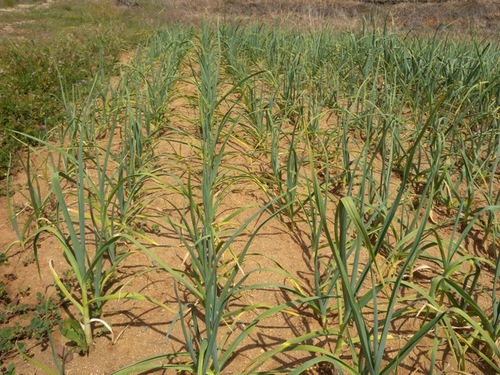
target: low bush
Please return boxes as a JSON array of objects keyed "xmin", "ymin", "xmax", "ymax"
[{"xmin": 0, "ymin": 31, "xmax": 125, "ymax": 178}]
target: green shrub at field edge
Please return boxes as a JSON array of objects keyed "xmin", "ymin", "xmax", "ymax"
[{"xmin": 0, "ymin": 34, "xmax": 125, "ymax": 179}]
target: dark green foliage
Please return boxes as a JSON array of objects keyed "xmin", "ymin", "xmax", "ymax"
[
  {"xmin": 60, "ymin": 318, "xmax": 88, "ymax": 354},
  {"xmin": 0, "ymin": 292, "xmax": 62, "ymax": 356},
  {"xmin": 0, "ymin": 362, "xmax": 15, "ymax": 375},
  {"xmin": 0, "ymin": 34, "xmax": 123, "ymax": 178}
]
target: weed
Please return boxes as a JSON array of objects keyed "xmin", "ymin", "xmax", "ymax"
[{"xmin": 0, "ymin": 293, "xmax": 62, "ymax": 355}]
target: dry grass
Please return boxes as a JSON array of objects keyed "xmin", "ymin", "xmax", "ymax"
[
  {"xmin": 1, "ymin": 0, "xmax": 498, "ymax": 39},
  {"xmin": 142, "ymin": 0, "xmax": 499, "ymax": 36}
]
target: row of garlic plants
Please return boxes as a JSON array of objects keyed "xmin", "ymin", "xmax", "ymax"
[
  {"xmin": 10, "ymin": 24, "xmax": 499, "ymax": 374},
  {"xmin": 219, "ymin": 25, "xmax": 499, "ymax": 373}
]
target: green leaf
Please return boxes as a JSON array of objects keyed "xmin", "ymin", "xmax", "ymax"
[{"xmin": 60, "ymin": 318, "xmax": 87, "ymax": 353}]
